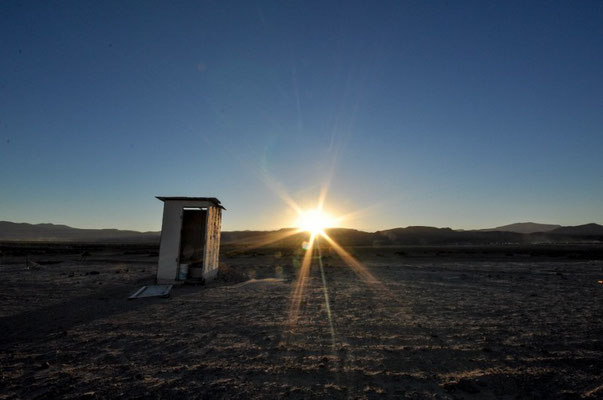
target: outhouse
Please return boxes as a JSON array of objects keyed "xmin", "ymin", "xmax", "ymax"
[{"xmin": 155, "ymin": 197, "xmax": 225, "ymax": 284}]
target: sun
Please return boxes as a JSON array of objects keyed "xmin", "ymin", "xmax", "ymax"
[{"xmin": 295, "ymin": 209, "xmax": 336, "ymax": 235}]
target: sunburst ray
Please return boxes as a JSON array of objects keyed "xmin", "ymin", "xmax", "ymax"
[{"xmin": 286, "ymin": 233, "xmax": 316, "ymax": 331}]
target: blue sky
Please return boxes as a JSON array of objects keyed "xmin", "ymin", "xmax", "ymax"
[{"xmin": 1, "ymin": 0, "xmax": 602, "ymax": 231}]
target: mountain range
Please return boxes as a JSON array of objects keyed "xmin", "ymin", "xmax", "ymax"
[{"xmin": 1, "ymin": 221, "xmax": 602, "ymax": 246}]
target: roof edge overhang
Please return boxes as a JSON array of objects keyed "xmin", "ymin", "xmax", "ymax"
[{"xmin": 155, "ymin": 196, "xmax": 226, "ymax": 210}]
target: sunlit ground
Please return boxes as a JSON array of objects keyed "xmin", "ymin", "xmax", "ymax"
[{"xmin": 1, "ymin": 245, "xmax": 601, "ymax": 398}]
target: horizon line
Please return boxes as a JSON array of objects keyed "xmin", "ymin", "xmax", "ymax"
[{"xmin": 2, "ymin": 219, "xmax": 601, "ymax": 234}]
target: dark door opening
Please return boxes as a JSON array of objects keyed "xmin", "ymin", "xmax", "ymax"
[{"xmin": 179, "ymin": 208, "xmax": 207, "ymax": 264}]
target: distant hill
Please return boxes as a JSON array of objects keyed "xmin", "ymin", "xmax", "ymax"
[
  {"xmin": 377, "ymin": 226, "xmax": 459, "ymax": 245},
  {"xmin": 548, "ymin": 223, "xmax": 603, "ymax": 236},
  {"xmin": 221, "ymin": 228, "xmax": 376, "ymax": 247},
  {"xmin": 377, "ymin": 226, "xmax": 524, "ymax": 245},
  {"xmin": 1, "ymin": 220, "xmax": 602, "ymax": 245},
  {"xmin": 482, "ymin": 222, "xmax": 561, "ymax": 234},
  {"xmin": 0, "ymin": 221, "xmax": 159, "ymax": 243}
]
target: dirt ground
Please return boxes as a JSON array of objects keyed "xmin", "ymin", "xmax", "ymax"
[{"xmin": 0, "ymin": 243, "xmax": 602, "ymax": 399}]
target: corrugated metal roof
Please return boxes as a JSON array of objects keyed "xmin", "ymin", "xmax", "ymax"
[{"xmin": 155, "ymin": 196, "xmax": 225, "ymax": 209}]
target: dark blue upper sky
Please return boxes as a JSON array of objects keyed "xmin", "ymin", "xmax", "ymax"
[{"xmin": 1, "ymin": 0, "xmax": 602, "ymax": 231}]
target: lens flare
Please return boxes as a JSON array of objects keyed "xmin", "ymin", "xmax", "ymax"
[{"xmin": 295, "ymin": 209, "xmax": 336, "ymax": 235}]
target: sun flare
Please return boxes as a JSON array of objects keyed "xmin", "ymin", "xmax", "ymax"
[
  {"xmin": 295, "ymin": 209, "xmax": 336, "ymax": 235},
  {"xmin": 277, "ymin": 188, "xmax": 383, "ymax": 339}
]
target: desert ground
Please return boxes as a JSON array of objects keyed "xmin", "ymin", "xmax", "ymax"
[{"xmin": 0, "ymin": 242, "xmax": 601, "ymax": 399}]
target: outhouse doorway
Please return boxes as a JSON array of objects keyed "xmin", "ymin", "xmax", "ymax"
[{"xmin": 179, "ymin": 208, "xmax": 207, "ymax": 265}]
